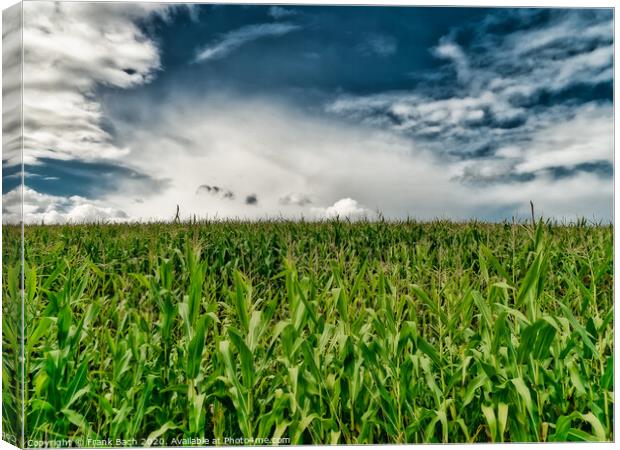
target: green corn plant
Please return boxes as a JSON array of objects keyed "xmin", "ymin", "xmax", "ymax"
[{"xmin": 8, "ymin": 219, "xmax": 613, "ymax": 444}]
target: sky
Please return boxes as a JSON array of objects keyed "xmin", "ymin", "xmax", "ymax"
[{"xmin": 1, "ymin": 2, "xmax": 614, "ymax": 223}]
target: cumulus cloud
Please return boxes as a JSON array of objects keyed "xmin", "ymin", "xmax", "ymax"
[
  {"xmin": 312, "ymin": 198, "xmax": 370, "ymax": 219},
  {"xmin": 3, "ymin": 187, "xmax": 128, "ymax": 224},
  {"xmin": 193, "ymin": 22, "xmax": 301, "ymax": 63}
]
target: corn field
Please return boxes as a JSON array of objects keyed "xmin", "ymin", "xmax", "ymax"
[{"xmin": 1, "ymin": 219, "xmax": 614, "ymax": 445}]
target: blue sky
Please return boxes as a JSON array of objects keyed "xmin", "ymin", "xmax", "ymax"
[{"xmin": 2, "ymin": 3, "xmax": 613, "ymax": 223}]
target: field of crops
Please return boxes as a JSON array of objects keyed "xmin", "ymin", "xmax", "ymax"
[{"xmin": 1, "ymin": 219, "xmax": 614, "ymax": 445}]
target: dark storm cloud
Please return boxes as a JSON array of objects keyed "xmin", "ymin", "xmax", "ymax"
[
  {"xmin": 245, "ymin": 194, "xmax": 258, "ymax": 205},
  {"xmin": 197, "ymin": 184, "xmax": 219, "ymax": 194},
  {"xmin": 197, "ymin": 184, "xmax": 235, "ymax": 200}
]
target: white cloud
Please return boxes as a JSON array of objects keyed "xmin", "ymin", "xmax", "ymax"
[
  {"xmin": 8, "ymin": 2, "xmax": 182, "ymax": 223},
  {"xmin": 193, "ymin": 23, "xmax": 301, "ymax": 63},
  {"xmin": 101, "ymin": 92, "xmax": 613, "ymax": 223},
  {"xmin": 325, "ymin": 10, "xmax": 613, "ymax": 195},
  {"xmin": 8, "ymin": 90, "xmax": 612, "ymax": 223},
  {"xmin": 3, "ymin": 187, "xmax": 128, "ymax": 224},
  {"xmin": 312, "ymin": 198, "xmax": 371, "ymax": 219},
  {"xmin": 478, "ymin": 172, "xmax": 612, "ymax": 222},
  {"xmin": 103, "ymin": 93, "xmax": 479, "ymax": 221},
  {"xmin": 433, "ymin": 39, "xmax": 471, "ymax": 84},
  {"xmin": 17, "ymin": 2, "xmax": 170, "ymax": 167},
  {"xmin": 504, "ymin": 12, "xmax": 612, "ymax": 57},
  {"xmin": 549, "ymin": 45, "xmax": 612, "ymax": 92},
  {"xmin": 514, "ymin": 102, "xmax": 612, "ymax": 173},
  {"xmin": 453, "ymin": 101, "xmax": 613, "ymax": 183},
  {"xmin": 479, "ymin": 12, "xmax": 612, "ymax": 97},
  {"xmin": 2, "ymin": 3, "xmax": 23, "ymax": 167},
  {"xmin": 327, "ymin": 90, "xmax": 520, "ymax": 143}
]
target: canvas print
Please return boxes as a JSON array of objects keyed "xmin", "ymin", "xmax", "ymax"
[{"xmin": 1, "ymin": 1, "xmax": 614, "ymax": 447}]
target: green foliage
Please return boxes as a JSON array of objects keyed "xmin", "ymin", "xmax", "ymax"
[{"xmin": 7, "ymin": 218, "xmax": 613, "ymax": 444}]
